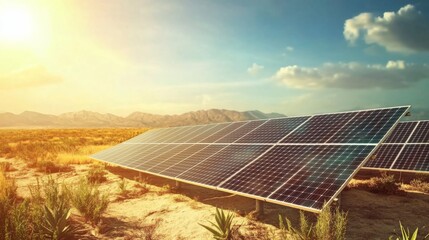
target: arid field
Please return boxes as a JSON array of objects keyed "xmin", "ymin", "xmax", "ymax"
[{"xmin": 1, "ymin": 129, "xmax": 428, "ymax": 240}]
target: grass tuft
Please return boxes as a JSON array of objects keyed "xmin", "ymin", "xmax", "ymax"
[{"xmin": 66, "ymin": 178, "xmax": 110, "ymax": 224}]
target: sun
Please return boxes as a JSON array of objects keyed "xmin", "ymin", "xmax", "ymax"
[{"xmin": 0, "ymin": 5, "xmax": 36, "ymax": 43}]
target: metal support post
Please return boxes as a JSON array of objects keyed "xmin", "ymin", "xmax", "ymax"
[
  {"xmin": 175, "ymin": 181, "xmax": 182, "ymax": 190},
  {"xmin": 256, "ymin": 200, "xmax": 264, "ymax": 215}
]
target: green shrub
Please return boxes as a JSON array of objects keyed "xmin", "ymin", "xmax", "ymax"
[
  {"xmin": 86, "ymin": 165, "xmax": 107, "ymax": 184},
  {"xmin": 0, "ymin": 170, "xmax": 17, "ymax": 201},
  {"xmin": 389, "ymin": 221, "xmax": 429, "ymax": 240},
  {"xmin": 0, "ymin": 200, "xmax": 37, "ymax": 240},
  {"xmin": 66, "ymin": 178, "xmax": 109, "ymax": 224},
  {"xmin": 279, "ymin": 211, "xmax": 312, "ymax": 240},
  {"xmin": 367, "ymin": 172, "xmax": 401, "ymax": 194},
  {"xmin": 199, "ymin": 208, "xmax": 237, "ymax": 240},
  {"xmin": 40, "ymin": 201, "xmax": 81, "ymax": 240},
  {"xmin": 279, "ymin": 206, "xmax": 348, "ymax": 240}
]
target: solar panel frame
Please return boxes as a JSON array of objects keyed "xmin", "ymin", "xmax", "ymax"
[{"xmin": 91, "ymin": 105, "xmax": 410, "ymax": 213}]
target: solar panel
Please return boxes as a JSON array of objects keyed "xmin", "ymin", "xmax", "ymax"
[
  {"xmin": 91, "ymin": 106, "xmax": 409, "ymax": 213},
  {"xmin": 219, "ymin": 145, "xmax": 374, "ymax": 209},
  {"xmin": 363, "ymin": 120, "xmax": 429, "ymax": 173},
  {"xmin": 408, "ymin": 121, "xmax": 429, "ymax": 143},
  {"xmin": 160, "ymin": 145, "xmax": 227, "ymax": 177},
  {"xmin": 236, "ymin": 117, "xmax": 309, "ymax": 143},
  {"xmin": 384, "ymin": 122, "xmax": 418, "ymax": 143},
  {"xmin": 179, "ymin": 145, "xmax": 271, "ymax": 186},
  {"xmin": 148, "ymin": 144, "xmax": 207, "ymax": 173},
  {"xmin": 215, "ymin": 120, "xmax": 267, "ymax": 143},
  {"xmin": 364, "ymin": 145, "xmax": 403, "ymax": 169},
  {"xmin": 391, "ymin": 144, "xmax": 429, "ymax": 172}
]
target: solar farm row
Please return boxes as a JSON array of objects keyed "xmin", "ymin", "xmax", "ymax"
[
  {"xmin": 125, "ymin": 108, "xmax": 406, "ymax": 144},
  {"xmin": 92, "ymin": 106, "xmax": 409, "ymax": 212},
  {"xmin": 364, "ymin": 120, "xmax": 429, "ymax": 172}
]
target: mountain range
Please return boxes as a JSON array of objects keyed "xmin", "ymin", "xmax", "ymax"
[{"xmin": 0, "ymin": 109, "xmax": 285, "ymax": 128}]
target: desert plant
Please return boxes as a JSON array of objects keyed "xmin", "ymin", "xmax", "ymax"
[
  {"xmin": 66, "ymin": 178, "xmax": 109, "ymax": 224},
  {"xmin": 40, "ymin": 201, "xmax": 80, "ymax": 240},
  {"xmin": 279, "ymin": 206, "xmax": 347, "ymax": 240},
  {"xmin": 200, "ymin": 208, "xmax": 236, "ymax": 240},
  {"xmin": 409, "ymin": 179, "xmax": 429, "ymax": 193},
  {"xmin": 1, "ymin": 200, "xmax": 37, "ymax": 240},
  {"xmin": 0, "ymin": 170, "xmax": 17, "ymax": 201},
  {"xmin": 87, "ymin": 164, "xmax": 107, "ymax": 184},
  {"xmin": 389, "ymin": 221, "xmax": 429, "ymax": 240},
  {"xmin": 118, "ymin": 177, "xmax": 129, "ymax": 195},
  {"xmin": 0, "ymin": 162, "xmax": 13, "ymax": 172},
  {"xmin": 279, "ymin": 211, "xmax": 312, "ymax": 240},
  {"xmin": 367, "ymin": 172, "xmax": 401, "ymax": 194}
]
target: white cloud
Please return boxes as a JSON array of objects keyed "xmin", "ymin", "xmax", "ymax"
[
  {"xmin": 386, "ymin": 60, "xmax": 405, "ymax": 69},
  {"xmin": 286, "ymin": 46, "xmax": 294, "ymax": 52},
  {"xmin": 247, "ymin": 63, "xmax": 264, "ymax": 75},
  {"xmin": 0, "ymin": 65, "xmax": 62, "ymax": 90},
  {"xmin": 344, "ymin": 4, "xmax": 429, "ymax": 53},
  {"xmin": 274, "ymin": 61, "xmax": 429, "ymax": 89}
]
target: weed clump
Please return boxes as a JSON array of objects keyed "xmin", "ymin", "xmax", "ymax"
[
  {"xmin": 349, "ymin": 172, "xmax": 402, "ymax": 195},
  {"xmin": 279, "ymin": 205, "xmax": 348, "ymax": 240},
  {"xmin": 367, "ymin": 173, "xmax": 401, "ymax": 194},
  {"xmin": 409, "ymin": 179, "xmax": 429, "ymax": 193},
  {"xmin": 66, "ymin": 178, "xmax": 109, "ymax": 224},
  {"xmin": 87, "ymin": 164, "xmax": 108, "ymax": 184}
]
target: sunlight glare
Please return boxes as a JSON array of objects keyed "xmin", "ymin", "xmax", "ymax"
[{"xmin": 0, "ymin": 5, "xmax": 36, "ymax": 43}]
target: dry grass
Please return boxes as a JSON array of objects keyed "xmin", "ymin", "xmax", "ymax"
[
  {"xmin": 348, "ymin": 172, "xmax": 403, "ymax": 195},
  {"xmin": 0, "ymin": 128, "xmax": 148, "ymax": 167}
]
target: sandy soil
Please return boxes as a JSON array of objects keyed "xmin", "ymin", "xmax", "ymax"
[{"xmin": 2, "ymin": 158, "xmax": 428, "ymax": 239}]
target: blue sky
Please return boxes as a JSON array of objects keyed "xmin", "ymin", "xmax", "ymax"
[{"xmin": 0, "ymin": 0, "xmax": 428, "ymax": 119}]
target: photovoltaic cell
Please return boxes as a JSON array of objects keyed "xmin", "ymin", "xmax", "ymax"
[
  {"xmin": 236, "ymin": 117, "xmax": 309, "ymax": 143},
  {"xmin": 267, "ymin": 145, "xmax": 374, "ymax": 209},
  {"xmin": 184, "ymin": 123, "xmax": 231, "ymax": 143},
  {"xmin": 215, "ymin": 120, "xmax": 267, "ymax": 143},
  {"xmin": 160, "ymin": 145, "xmax": 227, "ymax": 177},
  {"xmin": 200, "ymin": 122, "xmax": 247, "ymax": 143},
  {"xmin": 408, "ymin": 121, "xmax": 429, "ymax": 143},
  {"xmin": 148, "ymin": 144, "xmax": 207, "ymax": 173},
  {"xmin": 135, "ymin": 144, "xmax": 192, "ymax": 169},
  {"xmin": 91, "ymin": 106, "xmax": 409, "ymax": 212},
  {"xmin": 362, "ymin": 145, "xmax": 403, "ymax": 169},
  {"xmin": 125, "ymin": 129, "xmax": 161, "ymax": 143},
  {"xmin": 363, "ymin": 120, "xmax": 429, "ymax": 173},
  {"xmin": 157, "ymin": 125, "xmax": 203, "ymax": 143},
  {"xmin": 220, "ymin": 145, "xmax": 317, "ymax": 198},
  {"xmin": 326, "ymin": 107, "xmax": 408, "ymax": 143},
  {"xmin": 178, "ymin": 145, "xmax": 271, "ymax": 186},
  {"xmin": 391, "ymin": 144, "xmax": 429, "ymax": 172},
  {"xmin": 281, "ymin": 112, "xmax": 356, "ymax": 143},
  {"xmin": 220, "ymin": 145, "xmax": 373, "ymax": 210},
  {"xmin": 384, "ymin": 122, "xmax": 418, "ymax": 143},
  {"xmin": 140, "ymin": 127, "xmax": 184, "ymax": 143},
  {"xmin": 120, "ymin": 144, "xmax": 173, "ymax": 168}
]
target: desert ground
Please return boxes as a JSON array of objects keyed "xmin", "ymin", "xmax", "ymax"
[{"xmin": 1, "ymin": 129, "xmax": 428, "ymax": 239}]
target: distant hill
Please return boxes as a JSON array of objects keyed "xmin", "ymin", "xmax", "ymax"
[{"xmin": 0, "ymin": 109, "xmax": 285, "ymax": 128}]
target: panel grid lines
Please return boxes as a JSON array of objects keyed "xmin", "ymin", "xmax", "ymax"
[
  {"xmin": 91, "ymin": 106, "xmax": 410, "ymax": 212},
  {"xmin": 364, "ymin": 120, "xmax": 429, "ymax": 173},
  {"xmin": 217, "ymin": 115, "xmax": 315, "ymax": 187}
]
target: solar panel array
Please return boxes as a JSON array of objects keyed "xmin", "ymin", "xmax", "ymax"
[
  {"xmin": 91, "ymin": 106, "xmax": 409, "ymax": 213},
  {"xmin": 364, "ymin": 120, "xmax": 429, "ymax": 173}
]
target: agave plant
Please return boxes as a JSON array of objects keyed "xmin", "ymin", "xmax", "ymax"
[
  {"xmin": 389, "ymin": 221, "xmax": 428, "ymax": 240},
  {"xmin": 40, "ymin": 201, "xmax": 80, "ymax": 240},
  {"xmin": 199, "ymin": 208, "xmax": 235, "ymax": 240}
]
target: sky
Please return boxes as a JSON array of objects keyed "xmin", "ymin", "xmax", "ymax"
[{"xmin": 0, "ymin": 0, "xmax": 428, "ymax": 119}]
